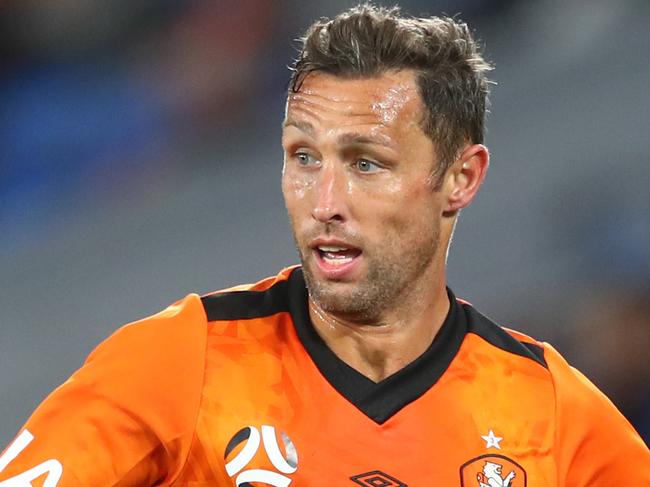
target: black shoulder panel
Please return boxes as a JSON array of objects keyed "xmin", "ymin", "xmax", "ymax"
[
  {"xmin": 201, "ymin": 279, "xmax": 290, "ymax": 321},
  {"xmin": 521, "ymin": 341, "xmax": 546, "ymax": 365},
  {"xmin": 463, "ymin": 304, "xmax": 548, "ymax": 369}
]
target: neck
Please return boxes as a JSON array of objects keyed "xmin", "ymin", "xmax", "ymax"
[{"xmin": 308, "ymin": 274, "xmax": 450, "ymax": 383}]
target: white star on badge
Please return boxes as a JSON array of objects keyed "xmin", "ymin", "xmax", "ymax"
[{"xmin": 481, "ymin": 429, "xmax": 503, "ymax": 449}]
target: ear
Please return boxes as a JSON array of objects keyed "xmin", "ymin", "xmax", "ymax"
[{"xmin": 442, "ymin": 144, "xmax": 489, "ymax": 212}]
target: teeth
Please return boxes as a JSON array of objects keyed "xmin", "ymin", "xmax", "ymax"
[
  {"xmin": 318, "ymin": 245, "xmax": 348, "ymax": 252},
  {"xmin": 322, "ymin": 254, "xmax": 353, "ymax": 264},
  {"xmin": 324, "ymin": 253, "xmax": 351, "ymax": 260}
]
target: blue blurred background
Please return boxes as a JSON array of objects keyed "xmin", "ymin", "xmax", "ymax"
[{"xmin": 1, "ymin": 0, "xmax": 649, "ymax": 445}]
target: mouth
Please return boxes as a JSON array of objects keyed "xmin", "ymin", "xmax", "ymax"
[
  {"xmin": 309, "ymin": 240, "xmax": 363, "ymax": 280},
  {"xmin": 316, "ymin": 244, "xmax": 362, "ymax": 265}
]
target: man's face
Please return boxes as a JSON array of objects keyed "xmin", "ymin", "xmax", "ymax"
[{"xmin": 282, "ymin": 70, "xmax": 448, "ymax": 322}]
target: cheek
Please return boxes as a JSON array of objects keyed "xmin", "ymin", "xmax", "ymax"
[
  {"xmin": 282, "ymin": 173, "xmax": 316, "ymax": 221},
  {"xmin": 351, "ymin": 172, "xmax": 404, "ymax": 209},
  {"xmin": 382, "ymin": 184, "xmax": 439, "ymax": 232},
  {"xmin": 283, "ymin": 163, "xmax": 318, "ymax": 199}
]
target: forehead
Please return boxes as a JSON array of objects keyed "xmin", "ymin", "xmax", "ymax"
[{"xmin": 285, "ymin": 70, "xmax": 423, "ymax": 131}]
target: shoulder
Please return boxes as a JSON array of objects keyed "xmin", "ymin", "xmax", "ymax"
[
  {"xmin": 88, "ymin": 292, "xmax": 208, "ymax": 366},
  {"xmin": 0, "ymin": 294, "xmax": 211, "ymax": 485},
  {"xmin": 199, "ymin": 266, "xmax": 297, "ymax": 322},
  {"xmin": 458, "ymin": 298, "xmax": 650, "ymax": 482},
  {"xmin": 74, "ymin": 292, "xmax": 210, "ymax": 434},
  {"xmin": 459, "ymin": 299, "xmax": 547, "ymax": 370},
  {"xmin": 457, "ymin": 298, "xmax": 626, "ymax": 419},
  {"xmin": 0, "ymin": 270, "xmax": 301, "ymax": 486},
  {"xmin": 459, "ymin": 297, "xmax": 622, "ymax": 400},
  {"xmin": 93, "ymin": 266, "xmax": 299, "ymax": 362},
  {"xmin": 541, "ymin": 341, "xmax": 650, "ymax": 481},
  {"xmin": 462, "ymin": 299, "xmax": 622, "ymax": 414},
  {"xmin": 91, "ymin": 265, "xmax": 300, "ymax": 378},
  {"xmin": 196, "ymin": 267, "xmax": 304, "ymax": 369}
]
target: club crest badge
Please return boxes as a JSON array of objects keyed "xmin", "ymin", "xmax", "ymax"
[{"xmin": 460, "ymin": 454, "xmax": 526, "ymax": 487}]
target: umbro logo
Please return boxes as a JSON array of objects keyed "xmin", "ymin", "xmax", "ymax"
[{"xmin": 350, "ymin": 470, "xmax": 407, "ymax": 486}]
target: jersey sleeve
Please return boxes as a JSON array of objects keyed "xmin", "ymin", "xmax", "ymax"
[
  {"xmin": 545, "ymin": 342, "xmax": 650, "ymax": 486},
  {"xmin": 0, "ymin": 294, "xmax": 207, "ymax": 486}
]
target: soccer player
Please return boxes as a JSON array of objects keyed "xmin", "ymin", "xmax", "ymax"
[{"xmin": 1, "ymin": 4, "xmax": 648, "ymax": 486}]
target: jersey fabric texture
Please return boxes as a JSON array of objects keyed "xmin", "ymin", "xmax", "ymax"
[{"xmin": 1, "ymin": 266, "xmax": 648, "ymax": 486}]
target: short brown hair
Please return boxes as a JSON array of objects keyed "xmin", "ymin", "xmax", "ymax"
[{"xmin": 289, "ymin": 3, "xmax": 493, "ymax": 183}]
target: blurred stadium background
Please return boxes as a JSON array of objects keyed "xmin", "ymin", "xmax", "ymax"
[{"xmin": 1, "ymin": 0, "xmax": 648, "ymax": 446}]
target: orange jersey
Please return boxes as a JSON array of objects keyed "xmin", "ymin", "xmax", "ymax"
[{"xmin": 1, "ymin": 267, "xmax": 648, "ymax": 486}]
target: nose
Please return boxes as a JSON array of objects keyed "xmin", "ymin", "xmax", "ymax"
[{"xmin": 312, "ymin": 162, "xmax": 348, "ymax": 224}]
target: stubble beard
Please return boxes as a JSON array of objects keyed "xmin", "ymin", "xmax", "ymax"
[{"xmin": 295, "ymin": 226, "xmax": 440, "ymax": 324}]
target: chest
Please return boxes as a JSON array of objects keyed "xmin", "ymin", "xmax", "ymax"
[{"xmin": 173, "ymin": 347, "xmax": 558, "ymax": 486}]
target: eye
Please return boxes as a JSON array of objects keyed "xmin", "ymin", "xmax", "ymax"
[
  {"xmin": 294, "ymin": 151, "xmax": 318, "ymax": 167},
  {"xmin": 355, "ymin": 158, "xmax": 381, "ymax": 173}
]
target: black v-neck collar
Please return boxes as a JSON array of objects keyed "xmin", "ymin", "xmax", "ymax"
[{"xmin": 286, "ymin": 267, "xmax": 467, "ymax": 424}]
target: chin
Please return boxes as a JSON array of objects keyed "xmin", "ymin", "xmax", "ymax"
[{"xmin": 304, "ymin": 273, "xmax": 379, "ymax": 322}]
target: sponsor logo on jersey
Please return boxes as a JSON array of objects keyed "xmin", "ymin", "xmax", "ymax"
[
  {"xmin": 224, "ymin": 425, "xmax": 298, "ymax": 487},
  {"xmin": 0, "ymin": 430, "xmax": 63, "ymax": 487},
  {"xmin": 460, "ymin": 454, "xmax": 526, "ymax": 487},
  {"xmin": 350, "ymin": 470, "xmax": 407, "ymax": 486}
]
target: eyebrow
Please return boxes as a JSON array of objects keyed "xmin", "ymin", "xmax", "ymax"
[
  {"xmin": 283, "ymin": 119, "xmax": 314, "ymax": 136},
  {"xmin": 283, "ymin": 118, "xmax": 395, "ymax": 148}
]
